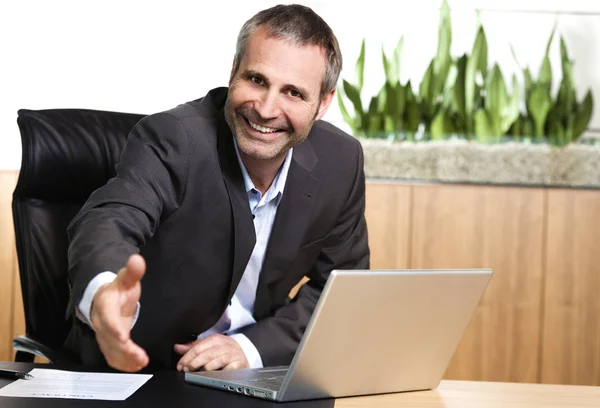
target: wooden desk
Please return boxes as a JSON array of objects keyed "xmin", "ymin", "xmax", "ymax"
[{"xmin": 336, "ymin": 380, "xmax": 600, "ymax": 407}]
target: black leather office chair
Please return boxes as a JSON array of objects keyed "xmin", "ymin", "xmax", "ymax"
[{"xmin": 13, "ymin": 108, "xmax": 145, "ymax": 363}]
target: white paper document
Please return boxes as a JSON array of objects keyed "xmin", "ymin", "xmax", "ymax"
[{"xmin": 0, "ymin": 368, "xmax": 152, "ymax": 400}]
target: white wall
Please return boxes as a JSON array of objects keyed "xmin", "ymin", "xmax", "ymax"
[{"xmin": 2, "ymin": 0, "xmax": 599, "ymax": 170}]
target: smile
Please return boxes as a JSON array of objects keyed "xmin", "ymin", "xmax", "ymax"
[{"xmin": 243, "ymin": 116, "xmax": 285, "ymax": 134}]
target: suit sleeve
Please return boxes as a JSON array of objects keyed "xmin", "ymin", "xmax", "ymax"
[
  {"xmin": 238, "ymin": 140, "xmax": 370, "ymax": 366},
  {"xmin": 66, "ymin": 112, "xmax": 190, "ymax": 316}
]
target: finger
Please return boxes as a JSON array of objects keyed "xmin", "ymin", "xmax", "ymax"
[
  {"xmin": 174, "ymin": 342, "xmax": 195, "ymax": 355},
  {"xmin": 122, "ymin": 339, "xmax": 149, "ymax": 369},
  {"xmin": 203, "ymin": 352, "xmax": 233, "ymax": 371},
  {"xmin": 99, "ymin": 333, "xmax": 149, "ymax": 372},
  {"xmin": 183, "ymin": 349, "xmax": 229, "ymax": 372},
  {"xmin": 223, "ymin": 360, "xmax": 244, "ymax": 371},
  {"xmin": 176, "ymin": 336, "xmax": 220, "ymax": 368},
  {"xmin": 118, "ymin": 254, "xmax": 146, "ymax": 290}
]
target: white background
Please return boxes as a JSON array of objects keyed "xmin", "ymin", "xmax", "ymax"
[{"xmin": 2, "ymin": 0, "xmax": 599, "ymax": 170}]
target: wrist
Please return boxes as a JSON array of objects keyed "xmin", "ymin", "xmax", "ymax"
[{"xmin": 90, "ymin": 282, "xmax": 111, "ymax": 323}]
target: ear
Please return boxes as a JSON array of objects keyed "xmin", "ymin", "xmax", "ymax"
[{"xmin": 315, "ymin": 88, "xmax": 336, "ymax": 121}]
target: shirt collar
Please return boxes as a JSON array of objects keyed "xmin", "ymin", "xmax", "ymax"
[{"xmin": 232, "ymin": 137, "xmax": 293, "ymax": 205}]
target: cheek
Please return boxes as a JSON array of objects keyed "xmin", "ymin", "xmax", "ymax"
[
  {"xmin": 286, "ymin": 103, "xmax": 316, "ymax": 130},
  {"xmin": 228, "ymin": 81, "xmax": 250, "ymax": 104}
]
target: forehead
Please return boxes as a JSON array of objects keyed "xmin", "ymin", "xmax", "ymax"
[{"xmin": 240, "ymin": 28, "xmax": 326, "ymax": 94}]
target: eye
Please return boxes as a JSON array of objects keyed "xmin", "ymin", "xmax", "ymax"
[
  {"xmin": 287, "ymin": 89, "xmax": 302, "ymax": 99},
  {"xmin": 250, "ymin": 76, "xmax": 264, "ymax": 86}
]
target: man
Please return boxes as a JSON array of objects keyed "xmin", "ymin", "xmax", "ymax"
[{"xmin": 65, "ymin": 4, "xmax": 369, "ymax": 373}]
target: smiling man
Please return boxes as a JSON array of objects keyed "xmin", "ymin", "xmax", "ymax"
[{"xmin": 65, "ymin": 4, "xmax": 370, "ymax": 373}]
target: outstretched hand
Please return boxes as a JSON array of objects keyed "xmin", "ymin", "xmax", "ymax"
[{"xmin": 91, "ymin": 254, "xmax": 149, "ymax": 372}]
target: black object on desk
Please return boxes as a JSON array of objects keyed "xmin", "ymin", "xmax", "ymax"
[
  {"xmin": 0, "ymin": 362, "xmax": 334, "ymax": 407},
  {"xmin": 0, "ymin": 369, "xmax": 33, "ymax": 380}
]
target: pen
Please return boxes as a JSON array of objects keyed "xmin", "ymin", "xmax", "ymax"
[{"xmin": 0, "ymin": 369, "xmax": 34, "ymax": 380}]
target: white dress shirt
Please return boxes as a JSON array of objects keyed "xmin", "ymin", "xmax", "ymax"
[{"xmin": 77, "ymin": 138, "xmax": 292, "ymax": 369}]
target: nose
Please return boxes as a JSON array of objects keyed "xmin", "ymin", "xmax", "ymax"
[{"xmin": 254, "ymin": 90, "xmax": 282, "ymax": 120}]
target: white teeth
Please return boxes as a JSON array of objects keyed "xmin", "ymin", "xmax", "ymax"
[{"xmin": 248, "ymin": 119, "xmax": 278, "ymax": 133}]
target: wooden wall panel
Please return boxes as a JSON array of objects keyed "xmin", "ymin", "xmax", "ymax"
[
  {"xmin": 0, "ymin": 171, "xmax": 18, "ymax": 362},
  {"xmin": 411, "ymin": 184, "xmax": 545, "ymax": 383},
  {"xmin": 542, "ymin": 189, "xmax": 600, "ymax": 385},
  {"xmin": 364, "ymin": 182, "xmax": 411, "ymax": 269}
]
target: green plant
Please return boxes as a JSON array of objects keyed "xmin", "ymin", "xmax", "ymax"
[
  {"xmin": 337, "ymin": 0, "xmax": 594, "ymax": 147},
  {"xmin": 337, "ymin": 38, "xmax": 420, "ymax": 138},
  {"xmin": 546, "ymin": 37, "xmax": 594, "ymax": 146}
]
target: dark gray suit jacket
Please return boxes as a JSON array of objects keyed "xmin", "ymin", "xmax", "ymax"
[{"xmin": 65, "ymin": 87, "xmax": 370, "ymax": 369}]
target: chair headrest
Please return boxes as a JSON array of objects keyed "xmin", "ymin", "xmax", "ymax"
[{"xmin": 15, "ymin": 108, "xmax": 146, "ymax": 203}]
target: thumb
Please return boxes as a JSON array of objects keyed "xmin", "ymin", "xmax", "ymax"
[
  {"xmin": 174, "ymin": 342, "xmax": 194, "ymax": 355},
  {"xmin": 118, "ymin": 254, "xmax": 146, "ymax": 290}
]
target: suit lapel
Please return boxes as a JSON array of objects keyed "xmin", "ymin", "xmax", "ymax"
[
  {"xmin": 254, "ymin": 139, "xmax": 320, "ymax": 317},
  {"xmin": 216, "ymin": 117, "xmax": 256, "ymax": 301}
]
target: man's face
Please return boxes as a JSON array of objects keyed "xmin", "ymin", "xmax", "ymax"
[{"xmin": 224, "ymin": 27, "xmax": 334, "ymax": 163}]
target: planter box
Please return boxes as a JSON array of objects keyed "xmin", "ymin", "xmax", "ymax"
[{"xmin": 360, "ymin": 138, "xmax": 600, "ymax": 189}]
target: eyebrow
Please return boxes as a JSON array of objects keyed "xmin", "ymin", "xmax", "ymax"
[{"xmin": 244, "ymin": 69, "xmax": 312, "ymax": 98}]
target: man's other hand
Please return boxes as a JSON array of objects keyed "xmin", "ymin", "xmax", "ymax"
[
  {"xmin": 91, "ymin": 254, "xmax": 149, "ymax": 372},
  {"xmin": 174, "ymin": 334, "xmax": 249, "ymax": 372}
]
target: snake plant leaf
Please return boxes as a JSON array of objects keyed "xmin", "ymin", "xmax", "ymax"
[
  {"xmin": 384, "ymin": 115, "xmax": 396, "ymax": 134},
  {"xmin": 356, "ymin": 39, "xmax": 366, "ymax": 93},
  {"xmin": 564, "ymin": 115, "xmax": 575, "ymax": 143},
  {"xmin": 559, "ymin": 36, "xmax": 572, "ymax": 80},
  {"xmin": 510, "ymin": 115, "xmax": 523, "ymax": 137},
  {"xmin": 442, "ymin": 71, "xmax": 456, "ymax": 111},
  {"xmin": 431, "ymin": 108, "xmax": 454, "ymax": 140},
  {"xmin": 545, "ymin": 23, "xmax": 556, "ymax": 58},
  {"xmin": 433, "ymin": 0, "xmax": 452, "ymax": 73},
  {"xmin": 510, "ymin": 42, "xmax": 523, "ymax": 70},
  {"xmin": 393, "ymin": 81, "xmax": 406, "ymax": 118},
  {"xmin": 475, "ymin": 22, "xmax": 488, "ymax": 80},
  {"xmin": 368, "ymin": 112, "xmax": 382, "ymax": 134},
  {"xmin": 343, "ymin": 80, "xmax": 363, "ymax": 118},
  {"xmin": 382, "ymin": 83, "xmax": 398, "ymax": 130},
  {"xmin": 485, "ymin": 64, "xmax": 508, "ymax": 136},
  {"xmin": 431, "ymin": 109, "xmax": 446, "ymax": 140},
  {"xmin": 555, "ymin": 66, "xmax": 576, "ymax": 117},
  {"xmin": 523, "ymin": 118, "xmax": 534, "ymax": 138},
  {"xmin": 337, "ymin": 89, "xmax": 355, "ymax": 132},
  {"xmin": 573, "ymin": 90, "xmax": 594, "ymax": 139},
  {"xmin": 392, "ymin": 36, "xmax": 404, "ymax": 84},
  {"xmin": 368, "ymin": 96, "xmax": 379, "ymax": 117},
  {"xmin": 384, "ymin": 82, "xmax": 397, "ymax": 114},
  {"xmin": 382, "ymin": 38, "xmax": 404, "ymax": 85},
  {"xmin": 503, "ymin": 74, "xmax": 521, "ymax": 134},
  {"xmin": 524, "ymin": 68, "xmax": 533, "ymax": 99},
  {"xmin": 419, "ymin": 60, "xmax": 436, "ymax": 118},
  {"xmin": 405, "ymin": 83, "xmax": 421, "ymax": 133},
  {"xmin": 527, "ymin": 85, "xmax": 553, "ymax": 138},
  {"xmin": 382, "ymin": 47, "xmax": 391, "ymax": 84},
  {"xmin": 548, "ymin": 118, "xmax": 566, "ymax": 146},
  {"xmin": 466, "ymin": 27, "xmax": 487, "ymax": 133},
  {"xmin": 474, "ymin": 109, "xmax": 492, "ymax": 142},
  {"xmin": 538, "ymin": 57, "xmax": 552, "ymax": 90},
  {"xmin": 452, "ymin": 54, "xmax": 468, "ymax": 120},
  {"xmin": 419, "ymin": 60, "xmax": 434, "ymax": 104},
  {"xmin": 376, "ymin": 83, "xmax": 388, "ymax": 113}
]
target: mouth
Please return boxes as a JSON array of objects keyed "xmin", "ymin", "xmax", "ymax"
[{"xmin": 240, "ymin": 114, "xmax": 288, "ymax": 137}]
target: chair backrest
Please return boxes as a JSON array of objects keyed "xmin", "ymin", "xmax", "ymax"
[{"xmin": 13, "ymin": 108, "xmax": 145, "ymax": 350}]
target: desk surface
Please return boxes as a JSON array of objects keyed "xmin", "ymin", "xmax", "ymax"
[{"xmin": 1, "ymin": 362, "xmax": 599, "ymax": 407}]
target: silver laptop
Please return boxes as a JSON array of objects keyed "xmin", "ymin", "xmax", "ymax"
[{"xmin": 185, "ymin": 269, "xmax": 492, "ymax": 402}]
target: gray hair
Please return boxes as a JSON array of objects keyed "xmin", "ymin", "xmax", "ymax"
[{"xmin": 232, "ymin": 4, "xmax": 342, "ymax": 99}]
